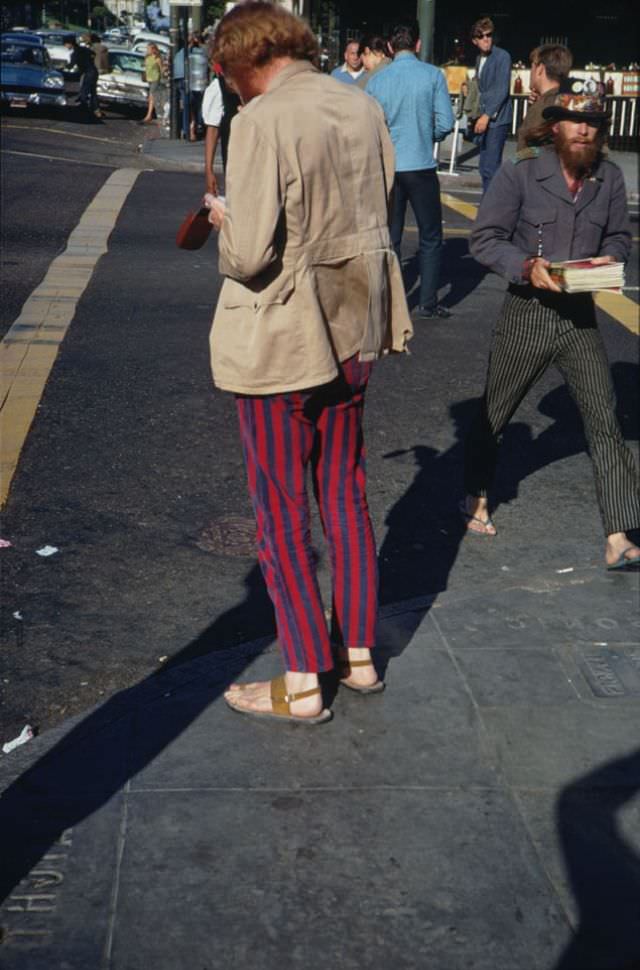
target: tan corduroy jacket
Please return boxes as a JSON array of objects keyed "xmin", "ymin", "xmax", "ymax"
[{"xmin": 210, "ymin": 60, "xmax": 413, "ymax": 395}]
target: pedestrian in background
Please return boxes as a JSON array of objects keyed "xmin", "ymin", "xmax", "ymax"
[
  {"xmin": 331, "ymin": 39, "xmax": 366, "ymax": 85},
  {"xmin": 517, "ymin": 44, "xmax": 573, "ymax": 150},
  {"xmin": 367, "ymin": 20, "xmax": 454, "ymax": 320},
  {"xmin": 141, "ymin": 43, "xmax": 167, "ymax": 126},
  {"xmin": 462, "ymin": 80, "xmax": 640, "ymax": 570},
  {"xmin": 356, "ymin": 34, "xmax": 391, "ymax": 90},
  {"xmin": 205, "ymin": 1, "xmax": 412, "ymax": 724},
  {"xmin": 64, "ymin": 36, "xmax": 99, "ymax": 120},
  {"xmin": 202, "ymin": 47, "xmax": 240, "ymax": 194},
  {"xmin": 470, "ymin": 17, "xmax": 512, "ymax": 191}
]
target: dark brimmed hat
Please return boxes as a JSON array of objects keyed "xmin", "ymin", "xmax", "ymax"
[{"xmin": 542, "ymin": 77, "xmax": 609, "ymax": 122}]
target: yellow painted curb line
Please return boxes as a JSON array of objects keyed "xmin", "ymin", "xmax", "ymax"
[
  {"xmin": 594, "ymin": 291, "xmax": 640, "ymax": 335},
  {"xmin": 0, "ymin": 168, "xmax": 141, "ymax": 507}
]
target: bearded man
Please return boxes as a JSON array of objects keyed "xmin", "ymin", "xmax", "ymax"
[{"xmin": 460, "ymin": 79, "xmax": 640, "ymax": 570}]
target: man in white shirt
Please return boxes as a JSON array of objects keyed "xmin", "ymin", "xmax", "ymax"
[{"xmin": 202, "ymin": 71, "xmax": 223, "ymax": 194}]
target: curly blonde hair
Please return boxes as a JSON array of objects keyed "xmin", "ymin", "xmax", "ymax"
[{"xmin": 212, "ymin": 1, "xmax": 319, "ymax": 75}]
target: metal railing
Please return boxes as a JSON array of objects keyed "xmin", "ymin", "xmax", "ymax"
[{"xmin": 510, "ymin": 94, "xmax": 639, "ymax": 148}]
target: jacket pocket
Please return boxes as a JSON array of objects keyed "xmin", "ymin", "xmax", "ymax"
[{"xmin": 222, "ymin": 272, "xmax": 295, "ymax": 311}]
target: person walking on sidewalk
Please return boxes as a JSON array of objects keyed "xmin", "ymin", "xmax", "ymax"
[
  {"xmin": 366, "ymin": 20, "xmax": 454, "ymax": 320},
  {"xmin": 517, "ymin": 44, "xmax": 573, "ymax": 150},
  {"xmin": 204, "ymin": 2, "xmax": 412, "ymax": 723},
  {"xmin": 141, "ymin": 44, "xmax": 167, "ymax": 125},
  {"xmin": 461, "ymin": 80, "xmax": 640, "ymax": 570},
  {"xmin": 331, "ymin": 39, "xmax": 366, "ymax": 85},
  {"xmin": 355, "ymin": 34, "xmax": 390, "ymax": 90},
  {"xmin": 470, "ymin": 17, "xmax": 512, "ymax": 192}
]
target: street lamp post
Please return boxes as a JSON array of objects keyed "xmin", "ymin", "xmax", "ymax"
[{"xmin": 416, "ymin": 0, "xmax": 435, "ymax": 63}]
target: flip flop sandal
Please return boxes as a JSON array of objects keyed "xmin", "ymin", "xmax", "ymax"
[
  {"xmin": 458, "ymin": 500, "xmax": 496, "ymax": 536},
  {"xmin": 606, "ymin": 546, "xmax": 640, "ymax": 571},
  {"xmin": 224, "ymin": 675, "xmax": 332, "ymax": 724},
  {"xmin": 337, "ymin": 657, "xmax": 385, "ymax": 695}
]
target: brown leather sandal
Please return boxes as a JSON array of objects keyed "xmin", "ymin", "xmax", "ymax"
[
  {"xmin": 224, "ymin": 675, "xmax": 333, "ymax": 724},
  {"xmin": 337, "ymin": 655, "xmax": 385, "ymax": 695}
]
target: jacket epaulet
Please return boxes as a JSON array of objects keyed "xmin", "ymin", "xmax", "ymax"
[{"xmin": 512, "ymin": 147, "xmax": 540, "ymax": 164}]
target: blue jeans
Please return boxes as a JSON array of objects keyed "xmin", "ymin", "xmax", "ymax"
[
  {"xmin": 479, "ymin": 124, "xmax": 509, "ymax": 192},
  {"xmin": 390, "ymin": 168, "xmax": 443, "ymax": 309}
]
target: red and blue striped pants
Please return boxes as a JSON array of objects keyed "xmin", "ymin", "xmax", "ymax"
[{"xmin": 236, "ymin": 355, "xmax": 378, "ymax": 673}]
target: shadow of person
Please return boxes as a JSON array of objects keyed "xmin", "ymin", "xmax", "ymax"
[
  {"xmin": 439, "ymin": 237, "xmax": 489, "ymax": 309},
  {"xmin": 0, "ymin": 564, "xmax": 276, "ymax": 903},
  {"xmin": 553, "ymin": 748, "xmax": 640, "ymax": 970}
]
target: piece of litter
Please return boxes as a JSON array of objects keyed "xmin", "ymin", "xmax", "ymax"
[
  {"xmin": 2, "ymin": 725, "xmax": 34, "ymax": 754},
  {"xmin": 594, "ymin": 642, "xmax": 608, "ymax": 647},
  {"xmin": 12, "ymin": 611, "xmax": 23, "ymax": 621},
  {"xmin": 556, "ymin": 567, "xmax": 574, "ymax": 574},
  {"xmin": 501, "ymin": 566, "xmax": 510, "ymax": 571},
  {"xmin": 80, "ymin": 681, "xmax": 89, "ymax": 686},
  {"xmin": 36, "ymin": 545, "xmax": 59, "ymax": 557},
  {"xmin": 0, "ymin": 538, "xmax": 12, "ymax": 549},
  {"xmin": 158, "ymin": 656, "xmax": 168, "ymax": 663}
]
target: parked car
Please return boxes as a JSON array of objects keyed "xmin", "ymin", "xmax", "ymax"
[
  {"xmin": 0, "ymin": 34, "xmax": 66, "ymax": 110},
  {"xmin": 101, "ymin": 27, "xmax": 131, "ymax": 46},
  {"xmin": 130, "ymin": 30, "xmax": 172, "ymax": 58},
  {"xmin": 96, "ymin": 47, "xmax": 148, "ymax": 113},
  {"xmin": 35, "ymin": 29, "xmax": 78, "ymax": 73}
]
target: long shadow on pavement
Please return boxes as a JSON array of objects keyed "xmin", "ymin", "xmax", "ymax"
[
  {"xmin": 553, "ymin": 748, "xmax": 640, "ymax": 970},
  {"xmin": 0, "ymin": 565, "xmax": 275, "ymax": 903}
]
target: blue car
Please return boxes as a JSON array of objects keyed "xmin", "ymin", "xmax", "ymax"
[{"xmin": 1, "ymin": 34, "xmax": 66, "ymax": 110}]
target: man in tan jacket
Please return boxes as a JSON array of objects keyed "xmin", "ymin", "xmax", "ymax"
[{"xmin": 205, "ymin": 1, "xmax": 412, "ymax": 724}]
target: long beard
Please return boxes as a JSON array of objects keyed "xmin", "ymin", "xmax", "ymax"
[{"xmin": 555, "ymin": 129, "xmax": 601, "ymax": 177}]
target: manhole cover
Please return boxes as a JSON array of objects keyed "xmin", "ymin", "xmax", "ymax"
[{"xmin": 195, "ymin": 516, "xmax": 256, "ymax": 557}]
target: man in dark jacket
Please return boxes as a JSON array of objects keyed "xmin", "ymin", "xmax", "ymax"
[
  {"xmin": 471, "ymin": 16, "xmax": 512, "ymax": 191},
  {"xmin": 461, "ymin": 80, "xmax": 640, "ymax": 570},
  {"xmin": 64, "ymin": 37, "xmax": 99, "ymax": 119}
]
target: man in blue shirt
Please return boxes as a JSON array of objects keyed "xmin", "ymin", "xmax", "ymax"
[
  {"xmin": 331, "ymin": 40, "xmax": 366, "ymax": 85},
  {"xmin": 470, "ymin": 16, "xmax": 513, "ymax": 191},
  {"xmin": 367, "ymin": 22, "xmax": 454, "ymax": 319}
]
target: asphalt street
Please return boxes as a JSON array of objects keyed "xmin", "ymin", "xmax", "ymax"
[{"xmin": 0, "ymin": 112, "xmax": 639, "ymax": 970}]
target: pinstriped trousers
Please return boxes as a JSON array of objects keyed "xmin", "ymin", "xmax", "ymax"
[
  {"xmin": 465, "ymin": 289, "xmax": 640, "ymax": 536},
  {"xmin": 236, "ymin": 355, "xmax": 378, "ymax": 673}
]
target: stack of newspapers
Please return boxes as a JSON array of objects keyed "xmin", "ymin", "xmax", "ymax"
[{"xmin": 548, "ymin": 259, "xmax": 625, "ymax": 293}]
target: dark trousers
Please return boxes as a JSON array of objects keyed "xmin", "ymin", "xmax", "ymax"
[
  {"xmin": 390, "ymin": 168, "xmax": 443, "ymax": 309},
  {"xmin": 464, "ymin": 290, "xmax": 640, "ymax": 536},
  {"xmin": 79, "ymin": 67, "xmax": 98, "ymax": 113},
  {"xmin": 479, "ymin": 123, "xmax": 509, "ymax": 192},
  {"xmin": 236, "ymin": 356, "xmax": 378, "ymax": 673}
]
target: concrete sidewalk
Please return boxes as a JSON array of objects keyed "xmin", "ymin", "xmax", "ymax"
[
  {"xmin": 1, "ymin": 557, "xmax": 639, "ymax": 968},
  {"xmin": 141, "ymin": 129, "xmax": 640, "ymax": 200}
]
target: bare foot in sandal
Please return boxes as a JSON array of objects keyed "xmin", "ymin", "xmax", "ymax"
[
  {"xmin": 338, "ymin": 647, "xmax": 384, "ymax": 693},
  {"xmin": 459, "ymin": 496, "xmax": 497, "ymax": 536},
  {"xmin": 225, "ymin": 672, "xmax": 330, "ymax": 722}
]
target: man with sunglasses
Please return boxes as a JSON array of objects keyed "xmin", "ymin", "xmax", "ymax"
[{"xmin": 471, "ymin": 17, "xmax": 513, "ymax": 191}]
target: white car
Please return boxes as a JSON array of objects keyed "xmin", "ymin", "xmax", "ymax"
[
  {"xmin": 35, "ymin": 30, "xmax": 78, "ymax": 74},
  {"xmin": 130, "ymin": 29, "xmax": 172, "ymax": 59},
  {"xmin": 96, "ymin": 47, "xmax": 148, "ymax": 112}
]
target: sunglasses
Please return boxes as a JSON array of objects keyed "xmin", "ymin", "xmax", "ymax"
[{"xmin": 475, "ymin": 31, "xmax": 493, "ymax": 39}]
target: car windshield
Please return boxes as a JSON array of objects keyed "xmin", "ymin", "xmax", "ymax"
[
  {"xmin": 41, "ymin": 34, "xmax": 73, "ymax": 45},
  {"xmin": 109, "ymin": 52, "xmax": 144, "ymax": 73},
  {"xmin": 1, "ymin": 42, "xmax": 47, "ymax": 66}
]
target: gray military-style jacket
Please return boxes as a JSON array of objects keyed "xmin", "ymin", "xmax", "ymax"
[{"xmin": 470, "ymin": 147, "xmax": 631, "ymax": 284}]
